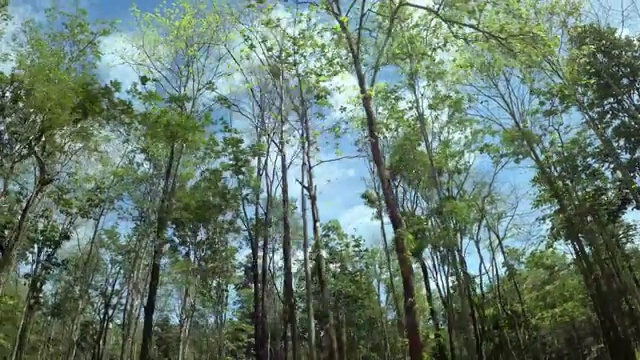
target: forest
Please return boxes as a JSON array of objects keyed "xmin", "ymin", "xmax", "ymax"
[{"xmin": 0, "ymin": 0, "xmax": 639, "ymax": 359}]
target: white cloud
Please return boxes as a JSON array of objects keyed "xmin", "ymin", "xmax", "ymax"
[
  {"xmin": 325, "ymin": 71, "xmax": 360, "ymax": 117},
  {"xmin": 0, "ymin": 2, "xmax": 43, "ymax": 72},
  {"xmin": 98, "ymin": 32, "xmax": 140, "ymax": 92},
  {"xmin": 404, "ymin": 0, "xmax": 438, "ymax": 21},
  {"xmin": 338, "ymin": 204, "xmax": 392, "ymax": 245}
]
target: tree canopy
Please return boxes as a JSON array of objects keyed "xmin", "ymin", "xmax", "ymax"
[{"xmin": 0, "ymin": 0, "xmax": 639, "ymax": 359}]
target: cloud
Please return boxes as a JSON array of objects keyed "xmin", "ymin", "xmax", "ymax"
[
  {"xmin": 79, "ymin": 1, "xmax": 393, "ymax": 255},
  {"xmin": 0, "ymin": 2, "xmax": 44, "ymax": 72},
  {"xmin": 325, "ymin": 71, "xmax": 360, "ymax": 117},
  {"xmin": 98, "ymin": 32, "xmax": 140, "ymax": 92},
  {"xmin": 338, "ymin": 204, "xmax": 381, "ymax": 240}
]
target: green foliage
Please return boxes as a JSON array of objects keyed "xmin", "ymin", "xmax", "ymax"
[{"xmin": 2, "ymin": 1, "xmax": 640, "ymax": 360}]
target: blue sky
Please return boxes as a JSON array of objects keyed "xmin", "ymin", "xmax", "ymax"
[
  {"xmin": 4, "ymin": 0, "xmax": 391, "ymax": 252},
  {"xmin": 5, "ymin": 0, "xmax": 540, "ymax": 266},
  {"xmin": 6, "ymin": 0, "xmax": 639, "ymax": 273},
  {"xmin": 8, "ymin": 0, "xmax": 640, "ymax": 319},
  {"xmin": 3, "ymin": 0, "xmax": 638, "ymax": 329}
]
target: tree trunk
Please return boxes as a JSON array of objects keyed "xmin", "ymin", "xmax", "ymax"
[
  {"xmin": 140, "ymin": 143, "xmax": 181, "ymax": 360},
  {"xmin": 329, "ymin": 5, "xmax": 425, "ymax": 358},
  {"xmin": 299, "ymin": 155, "xmax": 317, "ymax": 360},
  {"xmin": 12, "ymin": 250, "xmax": 43, "ymax": 360},
  {"xmin": 261, "ymin": 187, "xmax": 272, "ymax": 360},
  {"xmin": 418, "ymin": 257, "xmax": 448, "ymax": 360},
  {"xmin": 178, "ymin": 284, "xmax": 192, "ymax": 360},
  {"xmin": 119, "ymin": 219, "xmax": 149, "ymax": 360},
  {"xmin": 278, "ymin": 72, "xmax": 299, "ymax": 359},
  {"xmin": 369, "ymin": 165, "xmax": 403, "ymax": 333},
  {"xmin": 0, "ymin": 181, "xmax": 45, "ymax": 290},
  {"xmin": 297, "ymin": 70, "xmax": 339, "ymax": 360}
]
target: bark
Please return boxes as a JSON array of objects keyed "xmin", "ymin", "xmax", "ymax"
[
  {"xmin": 178, "ymin": 284, "xmax": 193, "ymax": 360},
  {"xmin": 140, "ymin": 143, "xmax": 181, "ymax": 360},
  {"xmin": 296, "ymin": 70, "xmax": 339, "ymax": 360},
  {"xmin": 369, "ymin": 166, "xmax": 404, "ymax": 332},
  {"xmin": 261, "ymin": 181, "xmax": 273, "ymax": 360},
  {"xmin": 120, "ymin": 228, "xmax": 149, "ymax": 360},
  {"xmin": 0, "ymin": 180, "xmax": 46, "ymax": 290},
  {"xmin": 418, "ymin": 257, "xmax": 448, "ymax": 360},
  {"xmin": 248, "ymin": 178, "xmax": 264, "ymax": 360},
  {"xmin": 278, "ymin": 75, "xmax": 298, "ymax": 359},
  {"xmin": 255, "ymin": 108, "xmax": 273, "ymax": 360},
  {"xmin": 339, "ymin": 47, "xmax": 425, "ymax": 360},
  {"xmin": 299, "ymin": 155, "xmax": 317, "ymax": 360},
  {"xmin": 327, "ymin": 2, "xmax": 424, "ymax": 357},
  {"xmin": 11, "ymin": 252, "xmax": 42, "ymax": 360}
]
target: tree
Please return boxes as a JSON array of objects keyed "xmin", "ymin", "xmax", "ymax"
[
  {"xmin": 323, "ymin": 2, "xmax": 425, "ymax": 357},
  {"xmin": 0, "ymin": 7, "xmax": 120, "ymax": 288},
  {"xmin": 123, "ymin": 1, "xmax": 240, "ymax": 358},
  {"xmin": 3, "ymin": 1, "xmax": 640, "ymax": 360}
]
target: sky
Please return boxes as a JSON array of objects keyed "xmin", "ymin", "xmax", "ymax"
[
  {"xmin": 3, "ymin": 0, "xmax": 639, "ymax": 266},
  {"xmin": 2, "ymin": 0, "xmax": 388, "ymax": 245},
  {"xmin": 4, "ymin": 0, "xmax": 640, "ymax": 322},
  {"xmin": 0, "ymin": 0, "xmax": 544, "ymax": 270}
]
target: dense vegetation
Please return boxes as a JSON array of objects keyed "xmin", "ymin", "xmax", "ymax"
[{"xmin": 0, "ymin": 0, "xmax": 639, "ymax": 359}]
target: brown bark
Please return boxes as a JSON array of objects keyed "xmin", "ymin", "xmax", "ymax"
[
  {"xmin": 11, "ymin": 251, "xmax": 42, "ymax": 360},
  {"xmin": 369, "ymin": 163, "xmax": 404, "ymax": 333},
  {"xmin": 295, "ymin": 72, "xmax": 339, "ymax": 360},
  {"xmin": 300, "ymin": 152, "xmax": 317, "ymax": 360},
  {"xmin": 278, "ymin": 77, "xmax": 299, "ymax": 359},
  {"xmin": 341, "ymin": 49, "xmax": 425, "ymax": 360},
  {"xmin": 140, "ymin": 143, "xmax": 181, "ymax": 360},
  {"xmin": 326, "ymin": 3, "xmax": 424, "ymax": 356},
  {"xmin": 418, "ymin": 257, "xmax": 448, "ymax": 360}
]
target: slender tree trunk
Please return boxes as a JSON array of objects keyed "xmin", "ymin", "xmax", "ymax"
[
  {"xmin": 0, "ymin": 181, "xmax": 45, "ymax": 290},
  {"xmin": 119, "ymin": 222, "xmax": 149, "ymax": 360},
  {"xmin": 69, "ymin": 212, "xmax": 106, "ymax": 359},
  {"xmin": 278, "ymin": 68, "xmax": 299, "ymax": 359},
  {"xmin": 289, "ymin": 14, "xmax": 318, "ymax": 360},
  {"xmin": 432, "ymin": 256, "xmax": 456, "ymax": 360},
  {"xmin": 12, "ymin": 250, "xmax": 43, "ymax": 360},
  {"xmin": 130, "ymin": 282, "xmax": 147, "ymax": 360},
  {"xmin": 255, "ymin": 116, "xmax": 273, "ymax": 360},
  {"xmin": 38, "ymin": 317, "xmax": 55, "ymax": 360},
  {"xmin": 339, "ymin": 314, "xmax": 347, "ymax": 360},
  {"xmin": 296, "ymin": 70, "xmax": 339, "ymax": 360},
  {"xmin": 369, "ymin": 164, "xmax": 403, "ymax": 333},
  {"xmin": 376, "ymin": 190, "xmax": 406, "ymax": 354},
  {"xmin": 120, "ymin": 281, "xmax": 138, "ymax": 360},
  {"xmin": 418, "ymin": 257, "xmax": 448, "ymax": 360},
  {"xmin": 374, "ymin": 264, "xmax": 391, "ymax": 360},
  {"xmin": 299, "ymin": 154, "xmax": 317, "ymax": 360},
  {"xmin": 491, "ymin": 226, "xmax": 529, "ymax": 354},
  {"xmin": 261, "ymin": 185, "xmax": 273, "ymax": 360},
  {"xmin": 140, "ymin": 143, "xmax": 181, "ymax": 360},
  {"xmin": 93, "ymin": 273, "xmax": 117, "ymax": 360},
  {"xmin": 457, "ymin": 248, "xmax": 484, "ymax": 360},
  {"xmin": 249, "ymin": 185, "xmax": 263, "ymax": 360},
  {"xmin": 178, "ymin": 284, "xmax": 192, "ymax": 360},
  {"xmin": 329, "ymin": 4, "xmax": 424, "ymax": 357}
]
